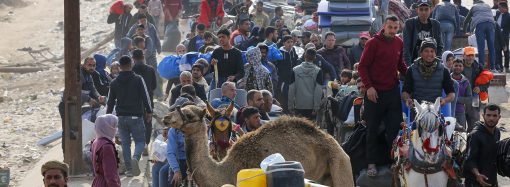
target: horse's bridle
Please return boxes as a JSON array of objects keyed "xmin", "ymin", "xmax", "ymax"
[{"xmin": 415, "ymin": 111, "xmax": 446, "ymax": 155}]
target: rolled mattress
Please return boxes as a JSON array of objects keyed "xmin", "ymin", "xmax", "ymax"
[
  {"xmin": 328, "ymin": 1, "xmax": 370, "ymax": 12},
  {"xmin": 318, "ymin": 1, "xmax": 370, "ymax": 16},
  {"xmin": 319, "ymin": 15, "xmax": 372, "ymax": 27}
]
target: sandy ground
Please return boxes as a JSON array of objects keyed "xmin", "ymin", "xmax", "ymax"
[
  {"xmin": 0, "ymin": 0, "xmax": 115, "ymax": 186},
  {"xmin": 0, "ymin": 0, "xmax": 508, "ymax": 186}
]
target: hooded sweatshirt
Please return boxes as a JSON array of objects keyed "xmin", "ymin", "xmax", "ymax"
[
  {"xmin": 277, "ymin": 46, "xmax": 300, "ymax": 84},
  {"xmin": 243, "ymin": 47, "xmax": 273, "ymax": 92},
  {"xmin": 93, "ymin": 54, "xmax": 111, "ymax": 96},
  {"xmin": 463, "ymin": 122, "xmax": 500, "ymax": 186},
  {"xmin": 288, "ymin": 61, "xmax": 324, "ymax": 110},
  {"xmin": 91, "ymin": 114, "xmax": 121, "ymax": 187},
  {"xmin": 107, "ymin": 71, "xmax": 153, "ymax": 116},
  {"xmin": 358, "ymin": 29, "xmax": 407, "ymax": 92},
  {"xmin": 452, "ymin": 73, "xmax": 472, "ymax": 114}
]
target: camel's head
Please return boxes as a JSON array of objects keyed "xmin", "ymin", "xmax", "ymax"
[{"xmin": 163, "ymin": 104, "xmax": 207, "ymax": 134}]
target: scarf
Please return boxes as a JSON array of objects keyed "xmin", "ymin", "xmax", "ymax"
[
  {"xmin": 94, "ymin": 114, "xmax": 118, "ymax": 140},
  {"xmin": 243, "ymin": 47, "xmax": 270, "ymax": 90},
  {"xmin": 441, "ymin": 51, "xmax": 453, "ymax": 71},
  {"xmin": 418, "ymin": 58, "xmax": 438, "ymax": 80}
]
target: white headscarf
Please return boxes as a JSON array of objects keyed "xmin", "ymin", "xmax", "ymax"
[
  {"xmin": 441, "ymin": 51, "xmax": 454, "ymax": 70},
  {"xmin": 94, "ymin": 114, "xmax": 118, "ymax": 140}
]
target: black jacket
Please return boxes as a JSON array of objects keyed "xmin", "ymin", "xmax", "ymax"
[
  {"xmin": 107, "ymin": 71, "xmax": 153, "ymax": 116},
  {"xmin": 495, "ymin": 24, "xmax": 506, "ymax": 51},
  {"xmin": 107, "ymin": 13, "xmax": 133, "ymax": 46},
  {"xmin": 495, "ymin": 11, "xmax": 510, "ymax": 39},
  {"xmin": 79, "ymin": 67, "xmax": 101, "ymax": 104},
  {"xmin": 91, "ymin": 71, "xmax": 111, "ymax": 96},
  {"xmin": 169, "ymin": 83, "xmax": 208, "ymax": 105},
  {"xmin": 463, "ymin": 122, "xmax": 501, "ymax": 186},
  {"xmin": 132, "ymin": 61, "xmax": 157, "ymax": 107},
  {"xmin": 276, "ymin": 47, "xmax": 299, "ymax": 84},
  {"xmin": 403, "ymin": 17, "xmax": 443, "ymax": 66}
]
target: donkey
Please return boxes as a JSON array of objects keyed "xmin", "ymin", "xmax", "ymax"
[{"xmin": 205, "ymin": 102, "xmax": 236, "ymax": 161}]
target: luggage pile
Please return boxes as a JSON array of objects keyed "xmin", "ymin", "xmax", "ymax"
[{"xmin": 317, "ymin": 0, "xmax": 372, "ymax": 41}]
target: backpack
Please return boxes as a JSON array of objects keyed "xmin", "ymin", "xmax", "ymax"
[
  {"xmin": 342, "ymin": 123, "xmax": 367, "ymax": 175},
  {"xmin": 329, "ymin": 91, "xmax": 358, "ymax": 122},
  {"xmin": 497, "ymin": 137, "xmax": 510, "ymax": 177}
]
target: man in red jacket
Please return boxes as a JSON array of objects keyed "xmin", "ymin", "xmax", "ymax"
[
  {"xmin": 197, "ymin": 0, "xmax": 225, "ymax": 29},
  {"xmin": 358, "ymin": 15, "xmax": 408, "ymax": 177}
]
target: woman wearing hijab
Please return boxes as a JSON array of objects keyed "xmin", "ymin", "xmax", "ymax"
[
  {"xmin": 91, "ymin": 114, "xmax": 121, "ymax": 187},
  {"xmin": 93, "ymin": 54, "xmax": 112, "ymax": 96},
  {"xmin": 441, "ymin": 51, "xmax": 459, "ymax": 115},
  {"xmin": 243, "ymin": 47, "xmax": 273, "ymax": 93},
  {"xmin": 441, "ymin": 50, "xmax": 455, "ymax": 70}
]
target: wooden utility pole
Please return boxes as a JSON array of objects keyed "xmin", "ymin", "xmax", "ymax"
[{"xmin": 63, "ymin": 0, "xmax": 86, "ymax": 175}]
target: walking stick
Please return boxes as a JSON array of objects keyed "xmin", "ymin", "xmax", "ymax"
[{"xmin": 214, "ymin": 60, "xmax": 219, "ymax": 89}]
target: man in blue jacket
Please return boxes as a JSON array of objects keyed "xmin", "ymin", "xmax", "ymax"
[{"xmin": 403, "ymin": 0, "xmax": 443, "ymax": 66}]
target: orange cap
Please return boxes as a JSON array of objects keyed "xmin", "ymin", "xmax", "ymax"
[{"xmin": 464, "ymin": 46, "xmax": 476, "ymax": 55}]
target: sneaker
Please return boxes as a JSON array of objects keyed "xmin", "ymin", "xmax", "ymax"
[
  {"xmin": 131, "ymin": 158, "xmax": 141, "ymax": 176},
  {"xmin": 125, "ymin": 170, "xmax": 134, "ymax": 177},
  {"xmin": 490, "ymin": 69, "xmax": 500, "ymax": 73}
]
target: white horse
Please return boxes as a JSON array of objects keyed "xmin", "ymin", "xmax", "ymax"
[{"xmin": 395, "ymin": 98, "xmax": 451, "ymax": 187}]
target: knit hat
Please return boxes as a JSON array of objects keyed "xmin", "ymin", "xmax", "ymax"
[
  {"xmin": 192, "ymin": 63, "xmax": 205, "ymax": 73},
  {"xmin": 41, "ymin": 160, "xmax": 69, "ymax": 176},
  {"xmin": 420, "ymin": 38, "xmax": 437, "ymax": 52}
]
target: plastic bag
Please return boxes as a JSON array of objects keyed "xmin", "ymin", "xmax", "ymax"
[
  {"xmin": 267, "ymin": 43, "xmax": 283, "ymax": 62},
  {"xmin": 260, "ymin": 153, "xmax": 285, "ymax": 172},
  {"xmin": 110, "ymin": 1, "xmax": 124, "ymax": 15},
  {"xmin": 151, "ymin": 138, "xmax": 168, "ymax": 162},
  {"xmin": 158, "ymin": 55, "xmax": 182, "ymax": 80}
]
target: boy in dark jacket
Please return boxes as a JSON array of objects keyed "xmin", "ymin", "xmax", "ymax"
[{"xmin": 403, "ymin": 0, "xmax": 443, "ymax": 66}]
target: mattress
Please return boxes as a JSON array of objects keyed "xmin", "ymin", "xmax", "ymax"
[
  {"xmin": 317, "ymin": 1, "xmax": 370, "ymax": 16},
  {"xmin": 329, "ymin": 25, "xmax": 371, "ymax": 32},
  {"xmin": 319, "ymin": 15, "xmax": 372, "ymax": 27},
  {"xmin": 328, "ymin": 1, "xmax": 370, "ymax": 12},
  {"xmin": 328, "ymin": 0, "xmax": 369, "ymax": 3},
  {"xmin": 321, "ymin": 28, "xmax": 370, "ymax": 40}
]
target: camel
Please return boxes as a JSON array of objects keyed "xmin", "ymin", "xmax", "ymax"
[{"xmin": 163, "ymin": 105, "xmax": 354, "ymax": 187}]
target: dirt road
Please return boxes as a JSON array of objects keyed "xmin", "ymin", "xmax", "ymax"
[{"xmin": 0, "ymin": 0, "xmax": 509, "ymax": 186}]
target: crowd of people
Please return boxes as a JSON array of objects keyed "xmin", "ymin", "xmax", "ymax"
[{"xmin": 51, "ymin": 0, "xmax": 510, "ymax": 186}]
